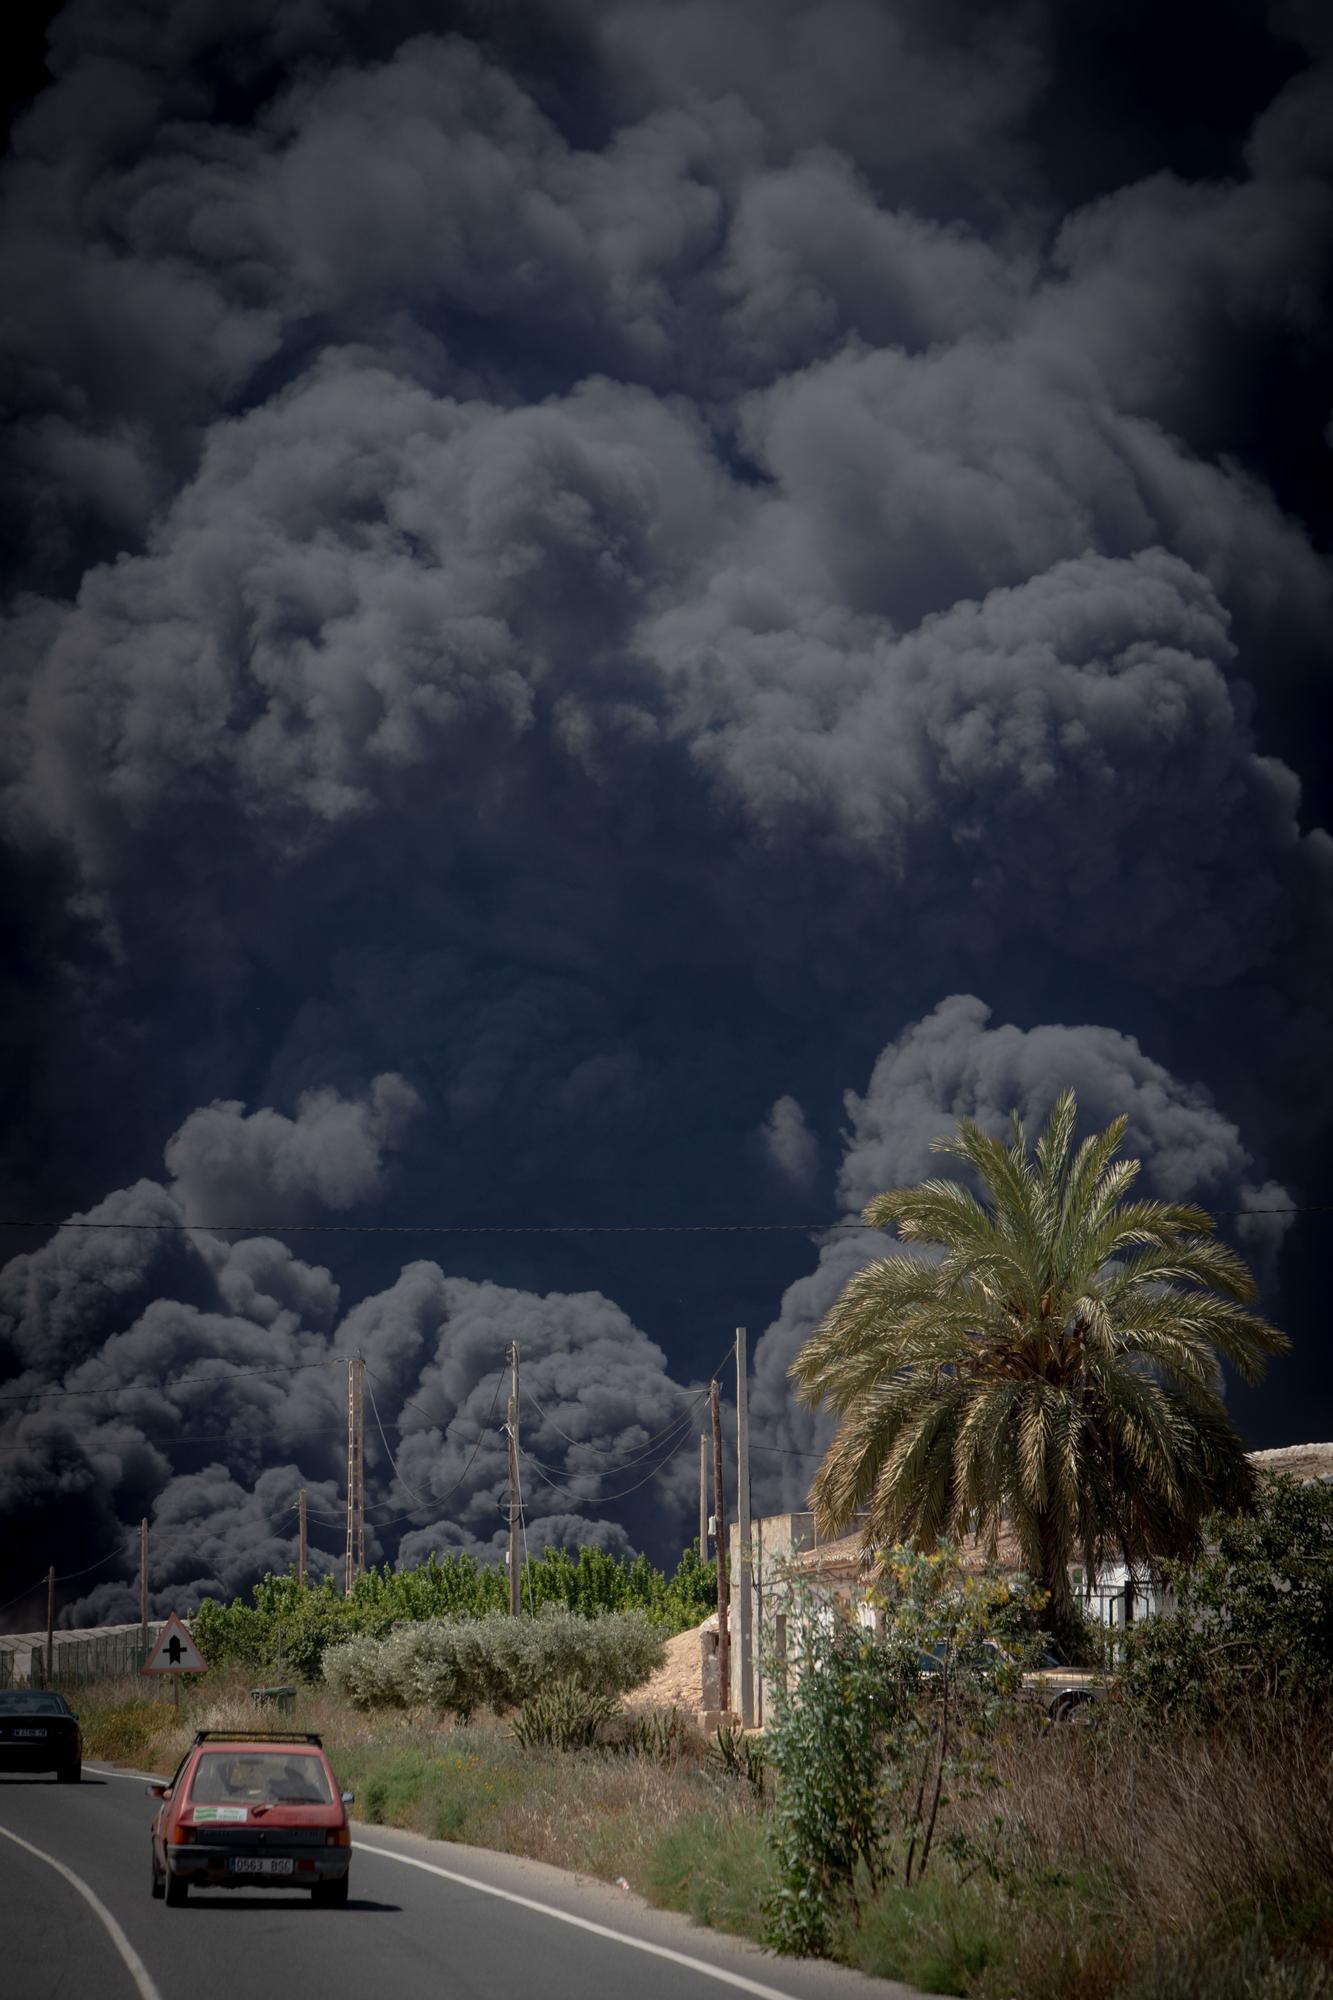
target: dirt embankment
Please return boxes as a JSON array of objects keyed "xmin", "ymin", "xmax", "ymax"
[{"xmin": 624, "ymin": 1618, "xmax": 711, "ymax": 1713}]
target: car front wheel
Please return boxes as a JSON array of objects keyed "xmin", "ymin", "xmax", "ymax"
[{"xmin": 151, "ymin": 1850, "xmax": 164, "ymax": 1900}]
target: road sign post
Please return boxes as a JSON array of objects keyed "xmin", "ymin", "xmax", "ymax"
[{"xmin": 142, "ymin": 1611, "xmax": 208, "ymax": 1707}]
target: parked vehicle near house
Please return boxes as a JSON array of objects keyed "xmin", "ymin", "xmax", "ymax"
[
  {"xmin": 147, "ymin": 1729, "xmax": 354, "ymax": 1906},
  {"xmin": 1021, "ymin": 1655, "xmax": 1114, "ymax": 1721}
]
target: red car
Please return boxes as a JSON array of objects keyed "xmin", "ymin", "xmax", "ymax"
[{"xmin": 147, "ymin": 1730, "xmax": 353, "ymax": 1906}]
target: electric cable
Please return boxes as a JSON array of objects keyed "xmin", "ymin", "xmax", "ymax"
[
  {"xmin": 518, "ymin": 1336, "xmax": 731, "ymax": 1464},
  {"xmin": 0, "ymin": 1537, "xmax": 137, "ymax": 1617},
  {"xmin": 518, "ymin": 1412, "xmax": 701, "ymax": 1506},
  {"xmin": 522, "ymin": 1387, "xmax": 708, "ymax": 1470},
  {"xmin": 0, "ymin": 1422, "xmax": 359, "ymax": 1455},
  {"xmin": 0, "ymin": 1355, "xmax": 342, "ymax": 1408},
  {"xmin": 363, "ymin": 1370, "xmax": 445, "ymax": 1516},
  {"xmin": 339, "ymin": 1366, "xmax": 509, "ymax": 1531},
  {"xmin": 5, "ymin": 1206, "xmax": 1316, "ymax": 1234}
]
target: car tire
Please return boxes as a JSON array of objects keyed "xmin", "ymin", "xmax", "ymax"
[
  {"xmin": 56, "ymin": 1759, "xmax": 81, "ymax": 1784},
  {"xmin": 312, "ymin": 1875, "xmax": 350, "ymax": 1907},
  {"xmin": 151, "ymin": 1852, "xmax": 164, "ymax": 1900},
  {"xmin": 164, "ymin": 1869, "xmax": 189, "ymax": 1907}
]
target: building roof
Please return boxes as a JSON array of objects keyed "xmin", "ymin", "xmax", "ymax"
[
  {"xmin": 781, "ymin": 1444, "xmax": 1329, "ymax": 1583},
  {"xmin": 1249, "ymin": 1442, "xmax": 1333, "ymax": 1481}
]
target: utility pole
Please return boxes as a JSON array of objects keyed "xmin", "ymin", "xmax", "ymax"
[
  {"xmin": 344, "ymin": 1355, "xmax": 364, "ymax": 1598},
  {"xmin": 46, "ymin": 1565, "xmax": 55, "ymax": 1687},
  {"xmin": 297, "ymin": 1488, "xmax": 308, "ymax": 1586},
  {"xmin": 507, "ymin": 1341, "xmax": 521, "ymax": 1617},
  {"xmin": 138, "ymin": 1517, "xmax": 149, "ymax": 1640},
  {"xmin": 736, "ymin": 1326, "xmax": 754, "ymax": 1727},
  {"xmin": 710, "ymin": 1377, "xmax": 729, "ymax": 1711},
  {"xmin": 699, "ymin": 1432, "xmax": 709, "ymax": 1563}
]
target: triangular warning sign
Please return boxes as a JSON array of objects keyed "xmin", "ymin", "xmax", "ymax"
[{"xmin": 142, "ymin": 1610, "xmax": 208, "ymax": 1675}]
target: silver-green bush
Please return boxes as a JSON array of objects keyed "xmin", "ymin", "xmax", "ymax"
[{"xmin": 323, "ymin": 1606, "xmax": 665, "ymax": 1718}]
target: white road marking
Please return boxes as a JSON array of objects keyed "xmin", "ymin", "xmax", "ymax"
[
  {"xmin": 0, "ymin": 1822, "xmax": 163, "ymax": 2000},
  {"xmin": 355, "ymin": 1837, "xmax": 803, "ymax": 2000},
  {"xmin": 89, "ymin": 1765, "xmax": 808, "ymax": 1998}
]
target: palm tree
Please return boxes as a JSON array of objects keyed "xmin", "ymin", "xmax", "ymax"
[{"xmin": 791, "ymin": 1090, "xmax": 1288, "ymax": 1650}]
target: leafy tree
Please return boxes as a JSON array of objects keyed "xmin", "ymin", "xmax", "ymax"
[
  {"xmin": 790, "ymin": 1090, "xmax": 1287, "ymax": 1651},
  {"xmin": 1121, "ymin": 1476, "xmax": 1333, "ymax": 1721},
  {"xmin": 192, "ymin": 1541, "xmax": 714, "ymax": 1678}
]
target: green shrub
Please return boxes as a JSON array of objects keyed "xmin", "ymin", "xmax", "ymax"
[
  {"xmin": 761, "ymin": 1547, "xmax": 1043, "ymax": 1958},
  {"xmin": 193, "ymin": 1543, "xmax": 713, "ymax": 1681},
  {"xmin": 1121, "ymin": 1478, "xmax": 1333, "ymax": 1724},
  {"xmin": 512, "ymin": 1678, "xmax": 620, "ymax": 1751},
  {"xmin": 709, "ymin": 1723, "xmax": 767, "ymax": 1791},
  {"xmin": 323, "ymin": 1606, "xmax": 666, "ymax": 1717}
]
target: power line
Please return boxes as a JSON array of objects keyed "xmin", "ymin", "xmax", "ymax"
[
  {"xmin": 522, "ymin": 1385, "xmax": 710, "ymax": 1467},
  {"xmin": 54, "ymin": 1540, "xmax": 137, "ymax": 1584},
  {"xmin": 0, "ymin": 1422, "xmax": 361, "ymax": 1455},
  {"xmin": 327, "ymin": 1366, "xmax": 510, "ymax": 1533},
  {"xmin": 0, "ymin": 1356, "xmax": 341, "ymax": 1408},
  {"xmin": 0, "ymin": 1538, "xmax": 136, "ymax": 1615},
  {"xmin": 3, "ymin": 1206, "xmax": 1322, "ymax": 1235},
  {"xmin": 363, "ymin": 1371, "xmax": 443, "ymax": 1516},
  {"xmin": 519, "ymin": 1415, "xmax": 701, "ymax": 1506}
]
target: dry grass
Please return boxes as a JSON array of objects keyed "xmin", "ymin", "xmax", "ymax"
[
  {"xmin": 74, "ymin": 1670, "xmax": 760, "ymax": 1897},
  {"xmin": 984, "ymin": 1706, "xmax": 1333, "ymax": 1942},
  {"xmin": 73, "ymin": 1671, "xmax": 1333, "ymax": 1996}
]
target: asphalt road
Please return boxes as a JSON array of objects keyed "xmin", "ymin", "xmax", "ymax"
[{"xmin": 0, "ymin": 1765, "xmax": 931, "ymax": 2000}]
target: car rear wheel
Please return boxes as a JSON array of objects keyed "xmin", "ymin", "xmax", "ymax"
[
  {"xmin": 56, "ymin": 1759, "xmax": 81, "ymax": 1784},
  {"xmin": 164, "ymin": 1869, "xmax": 189, "ymax": 1907},
  {"xmin": 312, "ymin": 1875, "xmax": 349, "ymax": 1907}
]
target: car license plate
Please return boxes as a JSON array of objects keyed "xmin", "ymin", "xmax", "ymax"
[
  {"xmin": 228, "ymin": 1857, "xmax": 294, "ymax": 1876},
  {"xmin": 13, "ymin": 1728, "xmax": 47, "ymax": 1738}
]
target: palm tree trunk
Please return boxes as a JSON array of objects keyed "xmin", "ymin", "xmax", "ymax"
[{"xmin": 1036, "ymin": 1513, "xmax": 1078, "ymax": 1655}]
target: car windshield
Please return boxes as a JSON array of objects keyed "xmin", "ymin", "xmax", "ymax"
[
  {"xmin": 189, "ymin": 1750, "xmax": 332, "ymax": 1805},
  {"xmin": 0, "ymin": 1693, "xmax": 66, "ymax": 1715}
]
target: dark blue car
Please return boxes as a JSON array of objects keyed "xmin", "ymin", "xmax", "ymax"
[{"xmin": 0, "ymin": 1689, "xmax": 82, "ymax": 1781}]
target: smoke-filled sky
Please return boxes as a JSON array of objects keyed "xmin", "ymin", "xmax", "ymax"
[{"xmin": 2, "ymin": 0, "xmax": 1330, "ymax": 1629}]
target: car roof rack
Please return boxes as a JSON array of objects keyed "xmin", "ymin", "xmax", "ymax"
[{"xmin": 191, "ymin": 1730, "xmax": 324, "ymax": 1746}]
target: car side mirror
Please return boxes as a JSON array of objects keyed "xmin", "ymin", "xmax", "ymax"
[
  {"xmin": 69, "ymin": 1711, "xmax": 79, "ymax": 1722},
  {"xmin": 146, "ymin": 1783, "xmax": 169, "ymax": 1799},
  {"xmin": 340, "ymin": 1791, "xmax": 354, "ymax": 1806}
]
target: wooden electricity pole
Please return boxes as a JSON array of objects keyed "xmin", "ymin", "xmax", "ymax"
[
  {"xmin": 138, "ymin": 1517, "xmax": 149, "ymax": 1638},
  {"xmin": 699, "ymin": 1432, "xmax": 709, "ymax": 1563},
  {"xmin": 46, "ymin": 1565, "xmax": 55, "ymax": 1687},
  {"xmin": 297, "ymin": 1488, "xmax": 308, "ymax": 1586},
  {"xmin": 507, "ymin": 1341, "xmax": 522, "ymax": 1617},
  {"xmin": 710, "ymin": 1377, "xmax": 729, "ymax": 1711},
  {"xmin": 736, "ymin": 1326, "xmax": 754, "ymax": 1727},
  {"xmin": 344, "ymin": 1356, "xmax": 365, "ymax": 1597}
]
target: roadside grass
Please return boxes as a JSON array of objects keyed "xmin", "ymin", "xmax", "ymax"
[
  {"xmin": 642, "ymin": 1811, "xmax": 775, "ymax": 1940},
  {"xmin": 71, "ymin": 1674, "xmax": 1332, "ymax": 2000}
]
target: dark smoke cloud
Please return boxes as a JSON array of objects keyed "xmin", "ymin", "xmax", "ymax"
[{"xmin": 2, "ymin": 0, "xmax": 1330, "ymax": 1617}]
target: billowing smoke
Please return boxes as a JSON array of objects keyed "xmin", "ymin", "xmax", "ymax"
[{"xmin": 2, "ymin": 0, "xmax": 1328, "ymax": 1619}]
